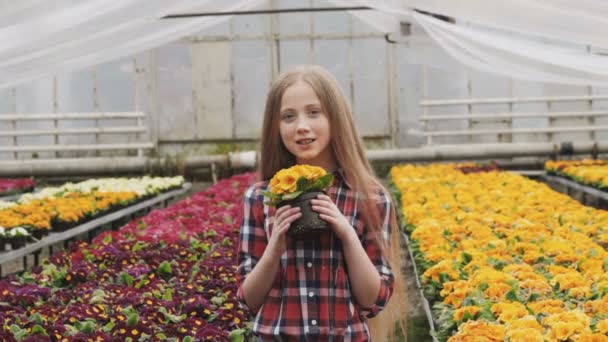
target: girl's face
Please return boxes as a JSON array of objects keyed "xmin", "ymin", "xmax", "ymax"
[{"xmin": 279, "ymin": 81, "xmax": 336, "ymax": 171}]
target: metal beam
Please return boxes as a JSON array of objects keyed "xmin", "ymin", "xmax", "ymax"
[{"xmin": 162, "ymin": 6, "xmax": 373, "ymax": 19}]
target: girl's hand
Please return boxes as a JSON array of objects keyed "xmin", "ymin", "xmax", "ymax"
[
  {"xmin": 311, "ymin": 194, "xmax": 356, "ymax": 242},
  {"xmin": 266, "ymin": 205, "xmax": 301, "ymax": 257}
]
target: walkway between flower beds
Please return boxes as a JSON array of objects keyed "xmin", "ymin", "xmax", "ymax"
[{"xmin": 0, "ymin": 183, "xmax": 191, "ymax": 276}]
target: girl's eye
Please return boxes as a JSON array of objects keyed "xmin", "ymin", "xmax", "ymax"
[
  {"xmin": 281, "ymin": 112, "xmax": 295, "ymax": 121},
  {"xmin": 309, "ymin": 109, "xmax": 321, "ymax": 115}
]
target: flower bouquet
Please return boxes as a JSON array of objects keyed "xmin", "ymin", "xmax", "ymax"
[{"xmin": 263, "ymin": 165, "xmax": 334, "ymax": 239}]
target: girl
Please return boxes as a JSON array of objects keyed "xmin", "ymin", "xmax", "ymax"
[{"xmin": 236, "ymin": 65, "xmax": 406, "ymax": 341}]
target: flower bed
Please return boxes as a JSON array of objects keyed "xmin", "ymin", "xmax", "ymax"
[
  {"xmin": 546, "ymin": 159, "xmax": 608, "ymax": 190},
  {"xmin": 391, "ymin": 164, "xmax": 608, "ymax": 342},
  {"xmin": 0, "ymin": 172, "xmax": 257, "ymax": 341},
  {"xmin": 0, "ymin": 178, "xmax": 35, "ymax": 197},
  {"xmin": 0, "ymin": 177, "xmax": 185, "ymax": 247}
]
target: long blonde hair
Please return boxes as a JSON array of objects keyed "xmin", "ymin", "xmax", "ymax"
[{"xmin": 259, "ymin": 65, "xmax": 407, "ymax": 340}]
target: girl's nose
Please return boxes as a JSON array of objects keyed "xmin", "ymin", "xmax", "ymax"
[{"xmin": 295, "ymin": 117, "xmax": 311, "ymax": 133}]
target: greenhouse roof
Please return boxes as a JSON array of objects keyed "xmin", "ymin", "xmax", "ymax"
[{"xmin": 1, "ymin": 0, "xmax": 607, "ymax": 89}]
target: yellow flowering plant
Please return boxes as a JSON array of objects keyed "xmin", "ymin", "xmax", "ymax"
[{"xmin": 263, "ymin": 165, "xmax": 334, "ymax": 206}]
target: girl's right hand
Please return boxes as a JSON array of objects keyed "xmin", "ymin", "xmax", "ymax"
[{"xmin": 267, "ymin": 205, "xmax": 301, "ymax": 257}]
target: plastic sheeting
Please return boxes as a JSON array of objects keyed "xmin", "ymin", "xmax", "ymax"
[
  {"xmin": 1, "ymin": 0, "xmax": 608, "ymax": 89},
  {"xmin": 0, "ymin": 0, "xmax": 263, "ymax": 90},
  {"xmin": 340, "ymin": 0, "xmax": 608, "ymax": 86}
]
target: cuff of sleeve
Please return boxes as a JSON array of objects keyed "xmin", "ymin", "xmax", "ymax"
[
  {"xmin": 358, "ymin": 277, "xmax": 393, "ymax": 319},
  {"xmin": 236, "ymin": 285, "xmax": 258, "ymax": 315}
]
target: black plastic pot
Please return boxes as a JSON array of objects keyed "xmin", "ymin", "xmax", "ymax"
[{"xmin": 279, "ymin": 191, "xmax": 330, "ymax": 240}]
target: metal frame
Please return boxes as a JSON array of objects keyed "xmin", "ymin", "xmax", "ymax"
[
  {"xmin": 162, "ymin": 6, "xmax": 373, "ymax": 19},
  {"xmin": 418, "ymin": 95, "xmax": 608, "ymax": 145},
  {"xmin": 403, "ymin": 233, "xmax": 439, "ymax": 342},
  {"xmin": 1, "ymin": 111, "xmax": 153, "ymax": 157}
]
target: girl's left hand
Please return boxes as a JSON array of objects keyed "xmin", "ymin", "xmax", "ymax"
[{"xmin": 311, "ymin": 194, "xmax": 356, "ymax": 242}]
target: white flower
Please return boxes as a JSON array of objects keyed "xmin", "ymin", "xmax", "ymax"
[
  {"xmin": 7, "ymin": 227, "xmax": 30, "ymax": 237},
  {"xmin": 0, "ymin": 201, "xmax": 16, "ymax": 210},
  {"xmin": 14, "ymin": 177, "xmax": 184, "ymax": 203}
]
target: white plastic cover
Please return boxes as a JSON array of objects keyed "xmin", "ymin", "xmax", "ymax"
[{"xmin": 1, "ymin": 0, "xmax": 608, "ymax": 89}]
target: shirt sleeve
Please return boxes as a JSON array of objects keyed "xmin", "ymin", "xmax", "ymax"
[
  {"xmin": 357, "ymin": 190, "xmax": 396, "ymax": 319},
  {"xmin": 236, "ymin": 183, "xmax": 268, "ymax": 313}
]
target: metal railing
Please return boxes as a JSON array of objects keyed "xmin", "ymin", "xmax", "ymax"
[
  {"xmin": 415, "ymin": 95, "xmax": 607, "ymax": 145},
  {"xmin": 0, "ymin": 111, "xmax": 153, "ymax": 158}
]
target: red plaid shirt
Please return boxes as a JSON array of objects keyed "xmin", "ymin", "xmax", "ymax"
[{"xmin": 236, "ymin": 170, "xmax": 395, "ymax": 341}]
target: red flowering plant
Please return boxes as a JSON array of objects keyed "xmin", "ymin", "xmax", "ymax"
[{"xmin": 0, "ymin": 173, "xmax": 258, "ymax": 341}]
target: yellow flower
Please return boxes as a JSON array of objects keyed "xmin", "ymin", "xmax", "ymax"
[
  {"xmin": 269, "ymin": 165, "xmax": 328, "ymax": 195},
  {"xmin": 453, "ymin": 306, "xmax": 481, "ymax": 321},
  {"xmin": 491, "ymin": 302, "xmax": 528, "ymax": 323},
  {"xmin": 270, "ymin": 169, "xmax": 299, "ymax": 194},
  {"xmin": 549, "ymin": 322, "xmax": 576, "ymax": 341},
  {"xmin": 484, "ymin": 282, "xmax": 513, "ymax": 301},
  {"xmin": 508, "ymin": 315, "xmax": 542, "ymax": 332},
  {"xmin": 578, "ymin": 333, "xmax": 608, "ymax": 342},
  {"xmin": 506, "ymin": 328, "xmax": 543, "ymax": 342},
  {"xmin": 596, "ymin": 319, "xmax": 608, "ymax": 334}
]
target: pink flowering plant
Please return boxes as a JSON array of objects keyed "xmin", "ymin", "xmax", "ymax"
[{"xmin": 0, "ymin": 178, "xmax": 35, "ymax": 196}]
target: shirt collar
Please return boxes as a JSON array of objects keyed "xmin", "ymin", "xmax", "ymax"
[{"xmin": 332, "ymin": 167, "xmax": 352, "ymax": 189}]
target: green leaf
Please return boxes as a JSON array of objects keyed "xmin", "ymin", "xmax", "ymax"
[
  {"xmin": 19, "ymin": 271, "xmax": 36, "ymax": 284},
  {"xmin": 462, "ymin": 311, "xmax": 474, "ymax": 322},
  {"xmin": 205, "ymin": 229, "xmax": 218, "ymax": 238},
  {"xmin": 506, "ymin": 289, "xmax": 519, "ymax": 302},
  {"xmin": 461, "ymin": 252, "xmax": 472, "ymax": 265},
  {"xmin": 90, "ymin": 289, "xmax": 106, "ymax": 304},
  {"xmin": 162, "ymin": 288, "xmax": 174, "ymax": 301},
  {"xmin": 158, "ymin": 307, "xmax": 186, "ymax": 323},
  {"xmin": 183, "ymin": 337, "xmax": 194, "ymax": 342},
  {"xmin": 63, "ymin": 324, "xmax": 79, "ymax": 336},
  {"xmin": 75, "ymin": 320, "xmax": 96, "ymax": 334},
  {"xmin": 229, "ymin": 329, "xmax": 246, "ymax": 342},
  {"xmin": 31, "ymin": 324, "xmax": 47, "ymax": 335},
  {"xmin": 103, "ymin": 234, "xmax": 113, "ymax": 244},
  {"xmin": 30, "ymin": 312, "xmax": 45, "ymax": 325},
  {"xmin": 221, "ymin": 237, "xmax": 232, "ymax": 247},
  {"xmin": 158, "ymin": 261, "xmax": 173, "ymax": 278},
  {"xmin": 82, "ymin": 250, "xmax": 95, "ymax": 262},
  {"xmin": 132, "ymin": 241, "xmax": 147, "ymax": 252},
  {"xmin": 120, "ymin": 272, "xmax": 134, "ymax": 287},
  {"xmin": 127, "ymin": 312, "xmax": 139, "ymax": 328},
  {"xmin": 261, "ymin": 191, "xmax": 281, "ymax": 199},
  {"xmin": 137, "ymin": 221, "xmax": 147, "ymax": 231},
  {"xmin": 296, "ymin": 176, "xmax": 312, "ymax": 192},
  {"xmin": 282, "ymin": 191, "xmax": 303, "ymax": 201},
  {"xmin": 211, "ymin": 295, "xmax": 224, "ymax": 306},
  {"xmin": 135, "ymin": 278, "xmax": 147, "ymax": 290},
  {"xmin": 207, "ymin": 313, "xmax": 219, "ymax": 322},
  {"xmin": 311, "ymin": 174, "xmax": 334, "ymax": 191},
  {"xmin": 102, "ymin": 321, "xmax": 116, "ymax": 333}
]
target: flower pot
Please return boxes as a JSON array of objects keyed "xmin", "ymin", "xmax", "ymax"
[{"xmin": 279, "ymin": 191, "xmax": 330, "ymax": 240}]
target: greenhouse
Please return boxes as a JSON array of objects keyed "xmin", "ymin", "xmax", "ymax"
[{"xmin": 1, "ymin": 1, "xmax": 608, "ymax": 341}]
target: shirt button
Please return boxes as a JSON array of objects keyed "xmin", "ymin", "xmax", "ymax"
[
  {"xmin": 311, "ymin": 319, "xmax": 317, "ymax": 326},
  {"xmin": 306, "ymin": 262, "xmax": 312, "ymax": 268},
  {"xmin": 308, "ymin": 291, "xmax": 314, "ymax": 298}
]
